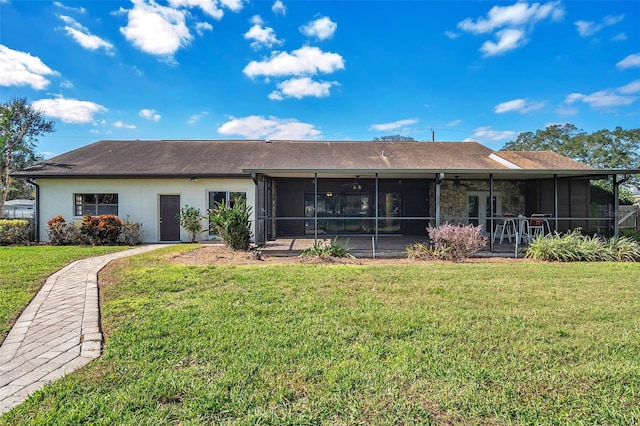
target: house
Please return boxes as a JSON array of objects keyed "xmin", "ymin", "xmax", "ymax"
[
  {"xmin": 12, "ymin": 139, "xmax": 639, "ymax": 250},
  {"xmin": 2, "ymin": 199, "xmax": 35, "ymax": 219}
]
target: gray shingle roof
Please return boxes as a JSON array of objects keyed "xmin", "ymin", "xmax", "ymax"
[{"xmin": 14, "ymin": 139, "xmax": 595, "ymax": 178}]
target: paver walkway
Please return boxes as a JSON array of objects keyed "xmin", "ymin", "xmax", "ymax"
[{"xmin": 0, "ymin": 245, "xmax": 164, "ymax": 415}]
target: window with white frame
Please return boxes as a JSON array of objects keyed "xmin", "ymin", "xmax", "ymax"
[
  {"xmin": 74, "ymin": 194, "xmax": 118, "ymax": 216},
  {"xmin": 208, "ymin": 191, "xmax": 246, "ymax": 235}
]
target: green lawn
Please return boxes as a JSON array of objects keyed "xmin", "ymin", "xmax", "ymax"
[
  {"xmin": 0, "ymin": 246, "xmax": 130, "ymax": 344},
  {"xmin": 2, "ymin": 246, "xmax": 639, "ymax": 425}
]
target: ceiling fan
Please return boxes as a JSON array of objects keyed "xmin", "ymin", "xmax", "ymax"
[
  {"xmin": 341, "ymin": 175, "xmax": 364, "ymax": 190},
  {"xmin": 453, "ymin": 176, "xmax": 471, "ymax": 188}
]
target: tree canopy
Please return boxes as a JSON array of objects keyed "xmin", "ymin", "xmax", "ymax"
[
  {"xmin": 501, "ymin": 124, "xmax": 640, "ymax": 170},
  {"xmin": 372, "ymin": 135, "xmax": 416, "ymax": 142},
  {"xmin": 0, "ymin": 97, "xmax": 55, "ymax": 212}
]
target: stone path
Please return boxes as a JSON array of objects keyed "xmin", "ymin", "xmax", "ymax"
[{"xmin": 0, "ymin": 245, "xmax": 164, "ymax": 415}]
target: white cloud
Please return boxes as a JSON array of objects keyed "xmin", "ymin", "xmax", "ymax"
[
  {"xmin": 139, "ymin": 108, "xmax": 161, "ymax": 121},
  {"xmin": 458, "ymin": 1, "xmax": 563, "ymax": 34},
  {"xmin": 617, "ymin": 53, "xmax": 640, "ymax": 70},
  {"xmin": 60, "ymin": 80, "xmax": 73, "ymax": 89},
  {"xmin": 168, "ymin": 0, "xmax": 223, "ymax": 19},
  {"xmin": 611, "ymin": 33, "xmax": 627, "ymax": 42},
  {"xmin": 269, "ymin": 77, "xmax": 336, "ymax": 100},
  {"xmin": 480, "ymin": 28, "xmax": 526, "ymax": 57},
  {"xmin": 0, "ymin": 44, "xmax": 58, "ymax": 90},
  {"xmin": 447, "ymin": 119, "xmax": 462, "ymax": 127},
  {"xmin": 494, "ymin": 98, "xmax": 545, "ymax": 113},
  {"xmin": 244, "ymin": 16, "xmax": 283, "ymax": 49},
  {"xmin": 119, "ymin": 0, "xmax": 193, "ymax": 60},
  {"xmin": 244, "ymin": 46, "xmax": 345, "ymax": 78},
  {"xmin": 195, "ymin": 21, "xmax": 213, "ymax": 36},
  {"xmin": 565, "ymin": 86, "xmax": 637, "ymax": 108},
  {"xmin": 53, "ymin": 1, "xmax": 86, "ymax": 14},
  {"xmin": 444, "ymin": 30, "xmax": 460, "ymax": 39},
  {"xmin": 220, "ymin": 0, "xmax": 243, "ymax": 12},
  {"xmin": 370, "ymin": 119, "xmax": 418, "ymax": 132},
  {"xmin": 32, "ymin": 96, "xmax": 107, "ymax": 123},
  {"xmin": 575, "ymin": 14, "xmax": 624, "ymax": 37},
  {"xmin": 619, "ymin": 79, "xmax": 640, "ymax": 95},
  {"xmin": 300, "ymin": 16, "xmax": 337, "ymax": 40},
  {"xmin": 58, "ymin": 15, "xmax": 115, "ymax": 55},
  {"xmin": 457, "ymin": 1, "xmax": 563, "ymax": 57},
  {"xmin": 469, "ymin": 126, "xmax": 517, "ymax": 142},
  {"xmin": 113, "ymin": 121, "xmax": 137, "ymax": 129},
  {"xmin": 272, "ymin": 0, "xmax": 285, "ymax": 15},
  {"xmin": 188, "ymin": 111, "xmax": 208, "ymax": 125},
  {"xmin": 217, "ymin": 115, "xmax": 321, "ymax": 139}
]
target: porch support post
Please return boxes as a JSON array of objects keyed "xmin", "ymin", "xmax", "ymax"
[
  {"xmin": 613, "ymin": 174, "xmax": 620, "ymax": 238},
  {"xmin": 489, "ymin": 173, "xmax": 494, "ymax": 253},
  {"xmin": 314, "ymin": 172, "xmax": 318, "ymax": 243},
  {"xmin": 435, "ymin": 172, "xmax": 443, "ymax": 227},
  {"xmin": 554, "ymin": 174, "xmax": 559, "ymax": 232},
  {"xmin": 252, "ymin": 173, "xmax": 262, "ymax": 245},
  {"xmin": 375, "ymin": 173, "xmax": 379, "ymax": 247}
]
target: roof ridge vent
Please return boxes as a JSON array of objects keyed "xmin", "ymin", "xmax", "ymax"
[{"xmin": 489, "ymin": 152, "xmax": 521, "ymax": 169}]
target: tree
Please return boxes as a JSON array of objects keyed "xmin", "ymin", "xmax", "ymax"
[
  {"xmin": 373, "ymin": 135, "xmax": 416, "ymax": 141},
  {"xmin": 0, "ymin": 97, "xmax": 55, "ymax": 212},
  {"xmin": 502, "ymin": 124, "xmax": 640, "ymax": 204},
  {"xmin": 177, "ymin": 205, "xmax": 203, "ymax": 243},
  {"xmin": 501, "ymin": 124, "xmax": 640, "ymax": 170}
]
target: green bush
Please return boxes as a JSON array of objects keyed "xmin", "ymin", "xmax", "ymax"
[
  {"xmin": 208, "ymin": 199, "xmax": 252, "ymax": 250},
  {"xmin": 299, "ymin": 238, "xmax": 353, "ymax": 259},
  {"xmin": 0, "ymin": 219, "xmax": 31, "ymax": 245},
  {"xmin": 177, "ymin": 205, "xmax": 203, "ymax": 243},
  {"xmin": 526, "ymin": 229, "xmax": 640, "ymax": 262},
  {"xmin": 118, "ymin": 220, "xmax": 144, "ymax": 245},
  {"xmin": 620, "ymin": 228, "xmax": 640, "ymax": 242}
]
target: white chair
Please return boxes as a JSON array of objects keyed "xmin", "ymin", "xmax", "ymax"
[
  {"xmin": 494, "ymin": 216, "xmax": 517, "ymax": 243},
  {"xmin": 526, "ymin": 214, "xmax": 546, "ymax": 241}
]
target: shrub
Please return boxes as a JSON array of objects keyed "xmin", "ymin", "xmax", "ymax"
[
  {"xmin": 0, "ymin": 219, "xmax": 31, "ymax": 245},
  {"xmin": 47, "ymin": 216, "xmax": 86, "ymax": 245},
  {"xmin": 620, "ymin": 229, "xmax": 640, "ymax": 242},
  {"xmin": 81, "ymin": 215, "xmax": 123, "ymax": 245},
  {"xmin": 607, "ymin": 236, "xmax": 640, "ymax": 262},
  {"xmin": 406, "ymin": 242, "xmax": 451, "ymax": 261},
  {"xmin": 47, "ymin": 215, "xmax": 143, "ymax": 246},
  {"xmin": 299, "ymin": 238, "xmax": 353, "ymax": 259},
  {"xmin": 414, "ymin": 223, "xmax": 488, "ymax": 261},
  {"xmin": 177, "ymin": 205, "xmax": 203, "ymax": 243},
  {"xmin": 118, "ymin": 220, "xmax": 144, "ymax": 245},
  {"xmin": 525, "ymin": 229, "xmax": 640, "ymax": 262},
  {"xmin": 208, "ymin": 199, "xmax": 252, "ymax": 250}
]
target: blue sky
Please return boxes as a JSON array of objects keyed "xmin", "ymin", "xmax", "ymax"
[{"xmin": 1, "ymin": 0, "xmax": 639, "ymax": 158}]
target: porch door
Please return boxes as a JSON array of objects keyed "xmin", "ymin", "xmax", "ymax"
[
  {"xmin": 467, "ymin": 191, "xmax": 500, "ymax": 234},
  {"xmin": 159, "ymin": 195, "xmax": 181, "ymax": 241}
]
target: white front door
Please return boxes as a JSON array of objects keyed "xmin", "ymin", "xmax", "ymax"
[{"xmin": 467, "ymin": 191, "xmax": 501, "ymax": 234}]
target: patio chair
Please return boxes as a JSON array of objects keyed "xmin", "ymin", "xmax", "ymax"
[
  {"xmin": 526, "ymin": 214, "xmax": 546, "ymax": 241},
  {"xmin": 494, "ymin": 214, "xmax": 517, "ymax": 243}
]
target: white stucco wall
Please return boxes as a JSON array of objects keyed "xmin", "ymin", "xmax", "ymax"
[{"xmin": 36, "ymin": 178, "xmax": 256, "ymax": 243}]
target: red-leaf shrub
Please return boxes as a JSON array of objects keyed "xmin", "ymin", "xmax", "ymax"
[{"xmin": 81, "ymin": 214, "xmax": 123, "ymax": 245}]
